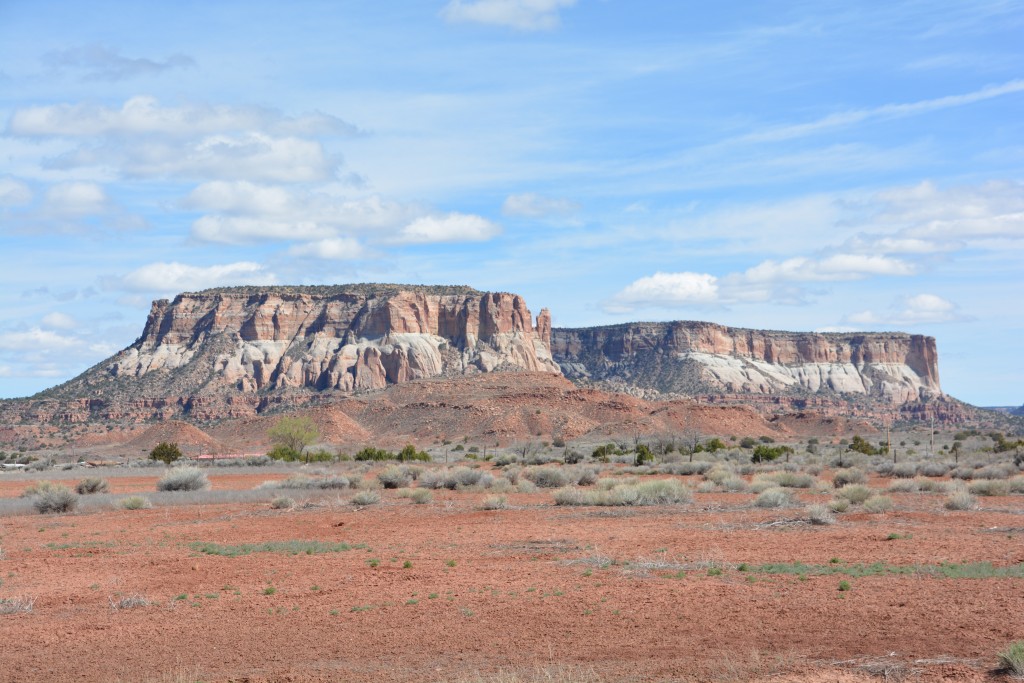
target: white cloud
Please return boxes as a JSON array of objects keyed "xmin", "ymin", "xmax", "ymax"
[
  {"xmin": 740, "ymin": 79, "xmax": 1024, "ymax": 144},
  {"xmin": 287, "ymin": 237, "xmax": 366, "ymax": 260},
  {"xmin": 0, "ymin": 177, "xmax": 32, "ymax": 206},
  {"xmin": 184, "ymin": 180, "xmax": 294, "ymax": 215},
  {"xmin": 441, "ymin": 0, "xmax": 576, "ymax": 30},
  {"xmin": 42, "ymin": 45, "xmax": 195, "ymax": 81},
  {"xmin": 118, "ymin": 261, "xmax": 277, "ymax": 293},
  {"xmin": 502, "ymin": 192, "xmax": 579, "ymax": 218},
  {"xmin": 8, "ymin": 96, "xmax": 357, "ymax": 138},
  {"xmin": 41, "ymin": 312, "xmax": 77, "ymax": 330},
  {"xmin": 44, "ymin": 181, "xmax": 109, "ymax": 214},
  {"xmin": 607, "ymin": 272, "xmax": 720, "ymax": 312},
  {"xmin": 49, "ymin": 132, "xmax": 336, "ymax": 183},
  {"xmin": 0, "ymin": 327, "xmax": 81, "ymax": 351},
  {"xmin": 846, "ymin": 294, "xmax": 966, "ymax": 326},
  {"xmin": 741, "ymin": 254, "xmax": 916, "ymax": 283},
  {"xmin": 396, "ymin": 212, "xmax": 501, "ymax": 243},
  {"xmin": 191, "ymin": 215, "xmax": 334, "ymax": 244}
]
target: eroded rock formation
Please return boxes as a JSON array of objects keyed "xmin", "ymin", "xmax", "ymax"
[{"xmin": 552, "ymin": 321, "xmax": 942, "ymax": 404}]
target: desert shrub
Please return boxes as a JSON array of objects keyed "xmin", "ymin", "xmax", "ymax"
[
  {"xmin": 377, "ymin": 465, "xmax": 412, "ymax": 489},
  {"xmin": 447, "ymin": 466, "xmax": 488, "ymax": 489},
  {"xmin": 664, "ymin": 461, "xmax": 713, "ymax": 476},
  {"xmin": 849, "ymin": 435, "xmax": 881, "ymax": 455},
  {"xmin": 418, "ymin": 470, "xmax": 445, "ymax": 489},
  {"xmin": 149, "ymin": 441, "xmax": 183, "ymax": 465},
  {"xmin": 21, "ymin": 481, "xmax": 62, "ymax": 498},
  {"xmin": 75, "ymin": 477, "xmax": 109, "ymax": 495},
  {"xmin": 516, "ymin": 480, "xmax": 538, "ymax": 494},
  {"xmin": 32, "ymin": 484, "xmax": 78, "ymax": 514},
  {"xmin": 627, "ymin": 479, "xmax": 692, "ymax": 505},
  {"xmin": 554, "ymin": 479, "xmax": 691, "ymax": 506},
  {"xmin": 575, "ymin": 468, "xmax": 599, "ymax": 486},
  {"xmin": 749, "ymin": 476, "xmax": 779, "ymax": 494},
  {"xmin": 976, "ymin": 464, "xmax": 1015, "ymax": 480},
  {"xmin": 751, "ymin": 444, "xmax": 791, "ymax": 463},
  {"xmin": 998, "ymin": 640, "xmax": 1024, "ymax": 676},
  {"xmin": 968, "ymin": 479, "xmax": 1010, "ymax": 497},
  {"xmin": 873, "ymin": 461, "xmax": 894, "ymax": 476},
  {"xmin": 697, "ymin": 481, "xmax": 716, "ymax": 493},
  {"xmin": 950, "ymin": 467, "xmax": 975, "ymax": 480},
  {"xmin": 915, "ymin": 477, "xmax": 951, "ymax": 493},
  {"xmin": 272, "ymin": 475, "xmax": 352, "ymax": 491},
  {"xmin": 761, "ymin": 471, "xmax": 814, "ymax": 488},
  {"xmin": 806, "ymin": 504, "xmax": 835, "ymax": 525},
  {"xmin": 704, "ymin": 465, "xmax": 736, "ymax": 485},
  {"xmin": 828, "ymin": 498, "xmax": 850, "ymax": 513},
  {"xmin": 836, "ymin": 484, "xmax": 873, "ymax": 504},
  {"xmin": 352, "ymin": 490, "xmax": 381, "ymax": 505},
  {"xmin": 397, "ymin": 445, "xmax": 431, "ymax": 462},
  {"xmin": 754, "ymin": 487, "xmax": 792, "ymax": 508},
  {"xmin": 1009, "ymin": 476, "xmax": 1024, "ymax": 494},
  {"xmin": 493, "ymin": 453, "xmax": 518, "ymax": 466},
  {"xmin": 720, "ymin": 475, "xmax": 748, "ymax": 492},
  {"xmin": 891, "ymin": 462, "xmax": 918, "ymax": 478},
  {"xmin": 0, "ymin": 597, "xmax": 35, "ymax": 614},
  {"xmin": 833, "ymin": 469, "xmax": 867, "ymax": 488},
  {"xmin": 862, "ymin": 495, "xmax": 894, "ymax": 513},
  {"xmin": 525, "ymin": 467, "xmax": 570, "ymax": 489},
  {"xmin": 919, "ymin": 462, "xmax": 949, "ymax": 477},
  {"xmin": 267, "ymin": 445, "xmax": 302, "ymax": 461},
  {"xmin": 596, "ymin": 476, "xmax": 637, "ymax": 490},
  {"xmin": 108, "ymin": 594, "xmax": 149, "ymax": 610},
  {"xmin": 120, "ymin": 495, "xmax": 152, "ymax": 510},
  {"xmin": 944, "ymin": 490, "xmax": 976, "ymax": 510},
  {"xmin": 270, "ymin": 496, "xmax": 294, "ymax": 509},
  {"xmin": 481, "ymin": 495, "xmax": 507, "ymax": 510},
  {"xmin": 887, "ymin": 479, "xmax": 920, "ymax": 493},
  {"xmin": 244, "ymin": 455, "xmax": 273, "ymax": 466},
  {"xmin": 156, "ymin": 467, "xmax": 210, "ymax": 492},
  {"xmin": 410, "ymin": 488, "xmax": 432, "ymax": 504}
]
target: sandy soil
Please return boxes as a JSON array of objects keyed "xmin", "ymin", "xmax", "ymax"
[{"xmin": 0, "ymin": 469, "xmax": 1021, "ymax": 682}]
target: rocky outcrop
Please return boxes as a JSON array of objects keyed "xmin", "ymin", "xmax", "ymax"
[
  {"xmin": 552, "ymin": 321, "xmax": 942, "ymax": 405},
  {"xmin": 31, "ymin": 285, "xmax": 558, "ymax": 420}
]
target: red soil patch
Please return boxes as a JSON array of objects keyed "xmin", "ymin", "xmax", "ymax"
[{"xmin": 0, "ymin": 467, "xmax": 1020, "ymax": 682}]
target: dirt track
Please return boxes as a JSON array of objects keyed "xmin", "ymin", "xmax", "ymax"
[{"xmin": 0, "ymin": 471, "xmax": 1021, "ymax": 682}]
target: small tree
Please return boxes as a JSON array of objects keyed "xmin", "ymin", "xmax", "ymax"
[
  {"xmin": 150, "ymin": 442, "xmax": 183, "ymax": 465},
  {"xmin": 268, "ymin": 416, "xmax": 319, "ymax": 463}
]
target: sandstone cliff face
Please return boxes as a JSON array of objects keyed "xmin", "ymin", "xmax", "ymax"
[
  {"xmin": 43, "ymin": 285, "xmax": 558, "ymax": 408},
  {"xmin": 552, "ymin": 321, "xmax": 942, "ymax": 405}
]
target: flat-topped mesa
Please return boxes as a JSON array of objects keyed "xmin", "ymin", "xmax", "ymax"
[
  {"xmin": 48, "ymin": 285, "xmax": 559, "ymax": 401},
  {"xmin": 551, "ymin": 321, "xmax": 942, "ymax": 404}
]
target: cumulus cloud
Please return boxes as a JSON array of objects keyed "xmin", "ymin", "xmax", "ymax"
[
  {"xmin": 42, "ymin": 45, "xmax": 195, "ymax": 81},
  {"xmin": 502, "ymin": 192, "xmax": 579, "ymax": 218},
  {"xmin": 396, "ymin": 213, "xmax": 501, "ymax": 243},
  {"xmin": 0, "ymin": 327, "xmax": 81, "ymax": 351},
  {"xmin": 441, "ymin": 0, "xmax": 577, "ymax": 30},
  {"xmin": 191, "ymin": 216, "xmax": 334, "ymax": 244},
  {"xmin": 44, "ymin": 181, "xmax": 109, "ymax": 215},
  {"xmin": 846, "ymin": 293, "xmax": 966, "ymax": 326},
  {"xmin": 607, "ymin": 253, "xmax": 918, "ymax": 313},
  {"xmin": 287, "ymin": 237, "xmax": 366, "ymax": 260},
  {"xmin": 41, "ymin": 312, "xmax": 77, "ymax": 330},
  {"xmin": 117, "ymin": 261, "xmax": 277, "ymax": 293},
  {"xmin": 606, "ymin": 272, "xmax": 720, "ymax": 312},
  {"xmin": 0, "ymin": 177, "xmax": 33, "ymax": 206}
]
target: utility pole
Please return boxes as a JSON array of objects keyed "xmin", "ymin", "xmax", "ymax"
[{"xmin": 930, "ymin": 413, "xmax": 935, "ymax": 456}]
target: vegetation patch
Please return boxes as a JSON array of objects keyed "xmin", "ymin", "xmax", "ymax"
[{"xmin": 190, "ymin": 540, "xmax": 365, "ymax": 557}]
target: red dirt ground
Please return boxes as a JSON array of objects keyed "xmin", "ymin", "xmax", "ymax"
[{"xmin": 0, "ymin": 469, "xmax": 1021, "ymax": 682}]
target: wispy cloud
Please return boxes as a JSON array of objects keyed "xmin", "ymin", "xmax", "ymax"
[
  {"xmin": 846, "ymin": 293, "xmax": 968, "ymax": 326},
  {"xmin": 441, "ymin": 0, "xmax": 577, "ymax": 31},
  {"xmin": 116, "ymin": 261, "xmax": 277, "ymax": 293},
  {"xmin": 41, "ymin": 45, "xmax": 195, "ymax": 81}
]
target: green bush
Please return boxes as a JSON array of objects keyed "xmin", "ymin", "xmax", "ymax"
[
  {"xmin": 998, "ymin": 640, "xmax": 1024, "ymax": 675},
  {"xmin": 751, "ymin": 444, "xmax": 791, "ymax": 463},
  {"xmin": 849, "ymin": 435, "xmax": 882, "ymax": 456},
  {"xmin": 149, "ymin": 442, "xmax": 183, "ymax": 465}
]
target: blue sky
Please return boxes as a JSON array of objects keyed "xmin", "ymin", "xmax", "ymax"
[{"xmin": 1, "ymin": 0, "xmax": 1022, "ymax": 405}]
